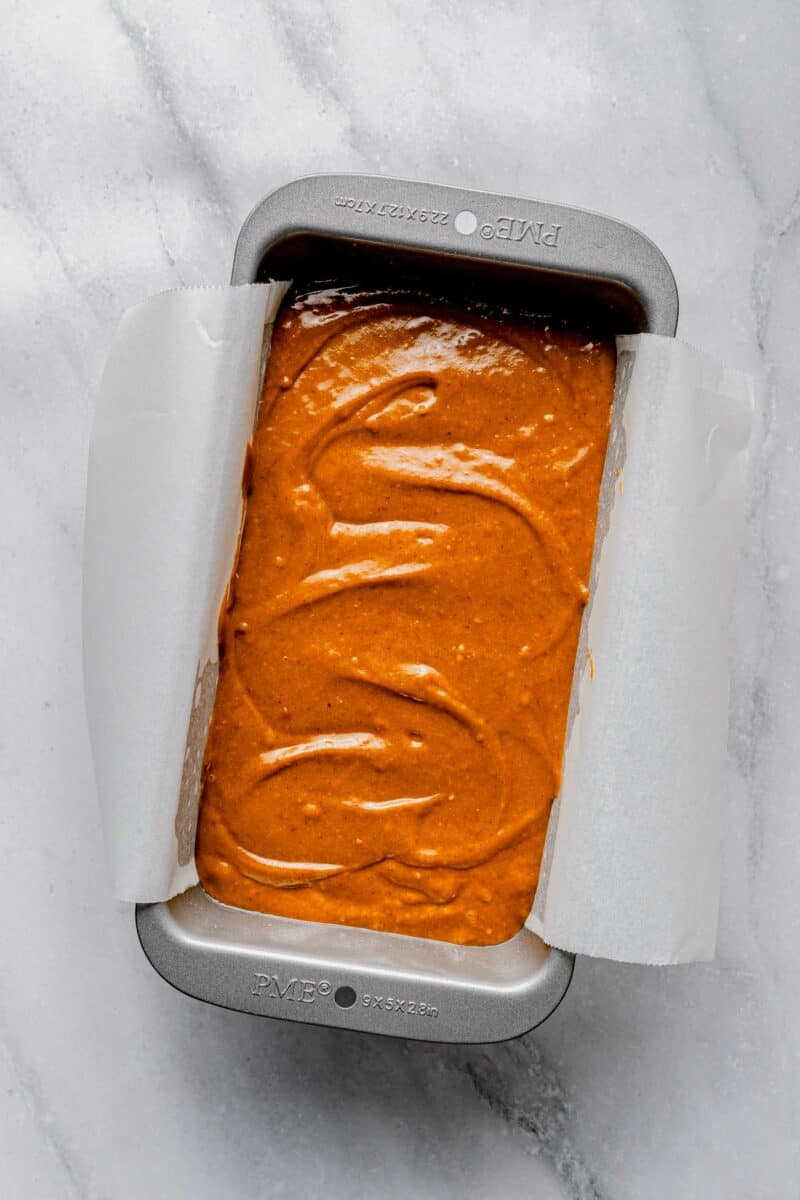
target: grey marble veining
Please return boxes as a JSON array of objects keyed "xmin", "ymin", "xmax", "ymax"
[{"xmin": 2, "ymin": 2, "xmax": 799, "ymax": 1196}]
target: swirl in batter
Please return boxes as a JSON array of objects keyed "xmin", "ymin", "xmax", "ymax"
[{"xmin": 195, "ymin": 289, "xmax": 614, "ymax": 945}]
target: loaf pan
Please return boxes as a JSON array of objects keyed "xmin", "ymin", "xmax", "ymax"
[{"xmin": 137, "ymin": 174, "xmax": 678, "ymax": 1043}]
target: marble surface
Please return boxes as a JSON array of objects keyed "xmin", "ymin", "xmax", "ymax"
[{"xmin": 2, "ymin": 1, "xmax": 799, "ymax": 1195}]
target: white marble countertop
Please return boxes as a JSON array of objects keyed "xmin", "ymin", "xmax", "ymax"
[{"xmin": 3, "ymin": 2, "xmax": 799, "ymax": 1196}]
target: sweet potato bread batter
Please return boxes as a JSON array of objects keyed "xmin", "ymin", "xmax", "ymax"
[{"xmin": 195, "ymin": 289, "xmax": 614, "ymax": 945}]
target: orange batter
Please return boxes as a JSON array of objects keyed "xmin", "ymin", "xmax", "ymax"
[{"xmin": 195, "ymin": 289, "xmax": 614, "ymax": 945}]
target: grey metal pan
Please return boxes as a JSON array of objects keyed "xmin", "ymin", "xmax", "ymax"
[{"xmin": 137, "ymin": 174, "xmax": 678, "ymax": 1044}]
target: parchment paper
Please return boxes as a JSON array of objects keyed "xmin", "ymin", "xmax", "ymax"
[
  {"xmin": 83, "ymin": 283, "xmax": 288, "ymax": 901},
  {"xmin": 83, "ymin": 290, "xmax": 752, "ymax": 962},
  {"xmin": 528, "ymin": 335, "xmax": 752, "ymax": 962}
]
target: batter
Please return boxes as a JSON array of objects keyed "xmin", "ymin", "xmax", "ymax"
[{"xmin": 195, "ymin": 289, "xmax": 615, "ymax": 945}]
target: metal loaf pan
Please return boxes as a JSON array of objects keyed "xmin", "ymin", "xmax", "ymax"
[{"xmin": 137, "ymin": 175, "xmax": 678, "ymax": 1043}]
